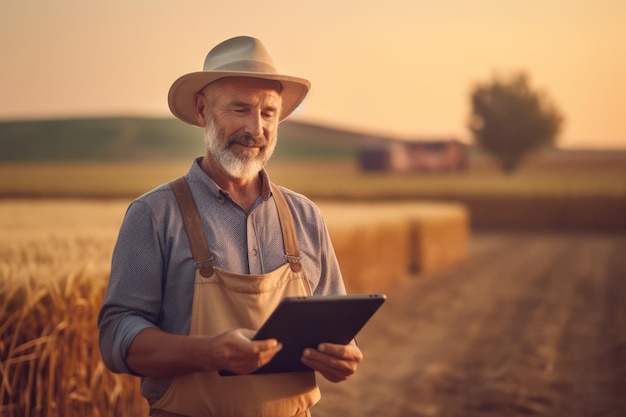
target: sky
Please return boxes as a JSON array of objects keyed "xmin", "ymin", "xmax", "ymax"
[{"xmin": 1, "ymin": 0, "xmax": 625, "ymax": 149}]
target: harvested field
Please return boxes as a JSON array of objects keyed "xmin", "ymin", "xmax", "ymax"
[{"xmin": 314, "ymin": 231, "xmax": 626, "ymax": 417}]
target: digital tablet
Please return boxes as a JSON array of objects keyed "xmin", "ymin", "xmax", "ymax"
[{"xmin": 219, "ymin": 293, "xmax": 386, "ymax": 376}]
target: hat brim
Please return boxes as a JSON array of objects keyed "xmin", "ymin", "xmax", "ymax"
[{"xmin": 168, "ymin": 71, "xmax": 310, "ymax": 127}]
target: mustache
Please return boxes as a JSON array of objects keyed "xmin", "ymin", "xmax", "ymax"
[{"xmin": 228, "ymin": 133, "xmax": 266, "ymax": 148}]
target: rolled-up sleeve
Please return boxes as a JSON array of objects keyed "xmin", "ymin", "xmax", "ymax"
[{"xmin": 97, "ymin": 200, "xmax": 165, "ymax": 375}]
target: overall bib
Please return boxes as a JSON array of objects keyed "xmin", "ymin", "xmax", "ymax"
[{"xmin": 150, "ymin": 177, "xmax": 320, "ymax": 417}]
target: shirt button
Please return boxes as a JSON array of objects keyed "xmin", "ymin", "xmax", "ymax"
[{"xmin": 251, "ymin": 249, "xmax": 258, "ymax": 257}]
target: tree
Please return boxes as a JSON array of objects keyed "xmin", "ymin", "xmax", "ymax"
[{"xmin": 468, "ymin": 72, "xmax": 564, "ymax": 172}]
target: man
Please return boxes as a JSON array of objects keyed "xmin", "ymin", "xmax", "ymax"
[{"xmin": 97, "ymin": 36, "xmax": 362, "ymax": 417}]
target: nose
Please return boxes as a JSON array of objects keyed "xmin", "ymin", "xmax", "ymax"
[{"xmin": 243, "ymin": 112, "xmax": 264, "ymax": 138}]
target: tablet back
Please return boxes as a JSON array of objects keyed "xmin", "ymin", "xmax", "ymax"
[{"xmin": 220, "ymin": 293, "xmax": 386, "ymax": 376}]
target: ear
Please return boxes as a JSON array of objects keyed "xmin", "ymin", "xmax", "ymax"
[{"xmin": 193, "ymin": 93, "xmax": 208, "ymax": 127}]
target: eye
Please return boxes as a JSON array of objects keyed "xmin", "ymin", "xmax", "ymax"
[{"xmin": 262, "ymin": 107, "xmax": 279, "ymax": 119}]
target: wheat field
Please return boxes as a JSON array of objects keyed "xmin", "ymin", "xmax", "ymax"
[{"xmin": 0, "ymin": 200, "xmax": 149, "ymax": 417}]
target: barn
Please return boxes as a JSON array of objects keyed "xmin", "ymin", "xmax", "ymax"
[{"xmin": 358, "ymin": 139, "xmax": 468, "ymax": 173}]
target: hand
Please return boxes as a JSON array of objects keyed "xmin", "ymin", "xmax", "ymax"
[
  {"xmin": 300, "ymin": 342, "xmax": 363, "ymax": 382},
  {"xmin": 209, "ymin": 329, "xmax": 282, "ymax": 375}
]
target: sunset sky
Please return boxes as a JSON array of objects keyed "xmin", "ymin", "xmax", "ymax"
[{"xmin": 1, "ymin": 0, "xmax": 625, "ymax": 149}]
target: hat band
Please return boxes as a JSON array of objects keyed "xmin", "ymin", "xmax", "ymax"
[{"xmin": 211, "ymin": 60, "xmax": 278, "ymax": 74}]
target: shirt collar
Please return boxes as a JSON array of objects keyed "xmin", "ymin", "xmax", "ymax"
[{"xmin": 189, "ymin": 156, "xmax": 272, "ymax": 201}]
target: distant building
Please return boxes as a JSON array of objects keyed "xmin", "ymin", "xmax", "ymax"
[{"xmin": 359, "ymin": 139, "xmax": 468, "ymax": 173}]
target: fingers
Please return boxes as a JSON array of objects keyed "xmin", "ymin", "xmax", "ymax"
[
  {"xmin": 301, "ymin": 343, "xmax": 363, "ymax": 382},
  {"xmin": 211, "ymin": 329, "xmax": 282, "ymax": 375},
  {"xmin": 252, "ymin": 339, "xmax": 283, "ymax": 366},
  {"xmin": 250, "ymin": 337, "xmax": 281, "ymax": 354}
]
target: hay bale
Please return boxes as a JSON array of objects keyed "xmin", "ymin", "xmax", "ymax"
[
  {"xmin": 319, "ymin": 202, "xmax": 469, "ymax": 293},
  {"xmin": 320, "ymin": 203, "xmax": 409, "ymax": 293},
  {"xmin": 407, "ymin": 205, "xmax": 469, "ymax": 274}
]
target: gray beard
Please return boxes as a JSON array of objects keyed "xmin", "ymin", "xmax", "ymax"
[{"xmin": 204, "ymin": 120, "xmax": 276, "ymax": 179}]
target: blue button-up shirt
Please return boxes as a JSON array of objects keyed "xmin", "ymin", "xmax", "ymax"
[{"xmin": 97, "ymin": 157, "xmax": 345, "ymax": 404}]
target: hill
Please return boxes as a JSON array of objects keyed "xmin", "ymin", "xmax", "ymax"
[
  {"xmin": 0, "ymin": 117, "xmax": 366, "ymax": 162},
  {"xmin": 1, "ymin": 116, "xmax": 625, "ymax": 171}
]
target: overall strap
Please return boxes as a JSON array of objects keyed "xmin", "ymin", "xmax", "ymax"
[
  {"xmin": 169, "ymin": 177, "xmax": 215, "ymax": 277},
  {"xmin": 270, "ymin": 183, "xmax": 303, "ymax": 272}
]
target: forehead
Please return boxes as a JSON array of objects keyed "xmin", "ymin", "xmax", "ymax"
[{"xmin": 206, "ymin": 77, "xmax": 282, "ymax": 103}]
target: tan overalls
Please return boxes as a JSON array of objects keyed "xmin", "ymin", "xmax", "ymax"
[{"xmin": 150, "ymin": 177, "xmax": 320, "ymax": 417}]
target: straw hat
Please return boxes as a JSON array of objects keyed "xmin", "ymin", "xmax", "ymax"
[{"xmin": 168, "ymin": 36, "xmax": 310, "ymax": 127}]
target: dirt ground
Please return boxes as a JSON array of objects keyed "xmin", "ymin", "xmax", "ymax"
[{"xmin": 312, "ymin": 232, "xmax": 626, "ymax": 417}]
